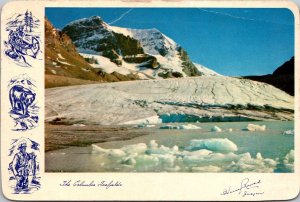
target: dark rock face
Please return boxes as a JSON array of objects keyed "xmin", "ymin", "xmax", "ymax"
[
  {"xmin": 45, "ymin": 18, "xmax": 102, "ymax": 82},
  {"xmin": 45, "ymin": 18, "xmax": 141, "ymax": 88},
  {"xmin": 273, "ymin": 57, "xmax": 294, "ymax": 75},
  {"xmin": 62, "ymin": 17, "xmax": 153, "ymax": 67},
  {"xmin": 244, "ymin": 57, "xmax": 294, "ymax": 96}
]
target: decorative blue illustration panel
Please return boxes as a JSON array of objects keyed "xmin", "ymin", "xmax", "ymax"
[
  {"xmin": 4, "ymin": 11, "xmax": 41, "ymax": 67},
  {"xmin": 8, "ymin": 138, "xmax": 40, "ymax": 194},
  {"xmin": 8, "ymin": 74, "xmax": 39, "ymax": 131}
]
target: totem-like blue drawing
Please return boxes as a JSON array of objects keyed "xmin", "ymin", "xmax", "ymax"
[
  {"xmin": 4, "ymin": 10, "xmax": 41, "ymax": 67},
  {"xmin": 8, "ymin": 74, "xmax": 39, "ymax": 131},
  {"xmin": 8, "ymin": 138, "xmax": 40, "ymax": 194}
]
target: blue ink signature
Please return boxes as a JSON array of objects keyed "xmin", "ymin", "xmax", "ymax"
[
  {"xmin": 8, "ymin": 138, "xmax": 41, "ymax": 194},
  {"xmin": 221, "ymin": 178, "xmax": 264, "ymax": 197}
]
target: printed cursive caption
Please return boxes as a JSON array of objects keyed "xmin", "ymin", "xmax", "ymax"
[
  {"xmin": 221, "ymin": 178, "xmax": 264, "ymax": 197},
  {"xmin": 60, "ymin": 180, "xmax": 123, "ymax": 189}
]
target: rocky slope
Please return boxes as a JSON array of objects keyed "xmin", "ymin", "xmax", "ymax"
[
  {"xmin": 46, "ymin": 76, "xmax": 294, "ymax": 125},
  {"xmin": 45, "ymin": 18, "xmax": 139, "ymax": 88}
]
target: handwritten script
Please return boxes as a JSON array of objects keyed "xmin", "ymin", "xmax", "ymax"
[
  {"xmin": 221, "ymin": 178, "xmax": 264, "ymax": 197},
  {"xmin": 60, "ymin": 180, "xmax": 122, "ymax": 189}
]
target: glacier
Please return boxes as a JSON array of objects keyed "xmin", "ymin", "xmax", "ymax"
[{"xmin": 46, "ymin": 76, "xmax": 294, "ymax": 125}]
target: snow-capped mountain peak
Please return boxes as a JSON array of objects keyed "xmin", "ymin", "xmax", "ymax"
[
  {"xmin": 62, "ymin": 16, "xmax": 221, "ymax": 79},
  {"xmin": 109, "ymin": 26, "xmax": 178, "ymax": 57}
]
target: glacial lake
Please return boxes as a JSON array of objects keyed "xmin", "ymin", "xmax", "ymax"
[{"xmin": 45, "ymin": 121, "xmax": 294, "ymax": 173}]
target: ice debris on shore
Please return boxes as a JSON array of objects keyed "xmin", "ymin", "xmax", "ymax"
[{"xmin": 91, "ymin": 138, "xmax": 292, "ymax": 172}]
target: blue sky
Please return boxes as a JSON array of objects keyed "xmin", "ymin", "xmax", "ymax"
[{"xmin": 46, "ymin": 8, "xmax": 294, "ymax": 76}]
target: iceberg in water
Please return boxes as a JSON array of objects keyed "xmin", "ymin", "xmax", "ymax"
[
  {"xmin": 283, "ymin": 130, "xmax": 294, "ymax": 135},
  {"xmin": 185, "ymin": 138, "xmax": 238, "ymax": 153},
  {"xmin": 283, "ymin": 150, "xmax": 294, "ymax": 172},
  {"xmin": 211, "ymin": 126, "xmax": 222, "ymax": 132},
  {"xmin": 179, "ymin": 124, "xmax": 201, "ymax": 130},
  {"xmin": 246, "ymin": 123, "xmax": 266, "ymax": 131}
]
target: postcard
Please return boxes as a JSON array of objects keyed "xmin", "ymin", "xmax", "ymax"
[{"xmin": 1, "ymin": 0, "xmax": 299, "ymax": 201}]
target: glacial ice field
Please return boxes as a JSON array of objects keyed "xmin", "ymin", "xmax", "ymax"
[{"xmin": 45, "ymin": 121, "xmax": 294, "ymax": 173}]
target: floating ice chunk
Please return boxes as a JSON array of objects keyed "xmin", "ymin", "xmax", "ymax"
[
  {"xmin": 146, "ymin": 144, "xmax": 175, "ymax": 155},
  {"xmin": 283, "ymin": 130, "xmax": 294, "ymax": 135},
  {"xmin": 211, "ymin": 126, "xmax": 222, "ymax": 132},
  {"xmin": 246, "ymin": 123, "xmax": 266, "ymax": 131},
  {"xmin": 182, "ymin": 149, "xmax": 213, "ymax": 157},
  {"xmin": 134, "ymin": 155, "xmax": 160, "ymax": 170},
  {"xmin": 283, "ymin": 150, "xmax": 294, "ymax": 172},
  {"xmin": 172, "ymin": 145, "xmax": 179, "ymax": 152},
  {"xmin": 192, "ymin": 165, "xmax": 222, "ymax": 172},
  {"xmin": 122, "ymin": 143, "xmax": 147, "ymax": 154},
  {"xmin": 179, "ymin": 124, "xmax": 201, "ymax": 130},
  {"xmin": 121, "ymin": 156, "xmax": 137, "ymax": 166},
  {"xmin": 149, "ymin": 140, "xmax": 159, "ymax": 148},
  {"xmin": 186, "ymin": 138, "xmax": 238, "ymax": 152},
  {"xmin": 183, "ymin": 152, "xmax": 238, "ymax": 167},
  {"xmin": 153, "ymin": 154, "xmax": 176, "ymax": 167},
  {"xmin": 225, "ymin": 152, "xmax": 277, "ymax": 172},
  {"xmin": 256, "ymin": 153, "xmax": 263, "ymax": 160},
  {"xmin": 92, "ymin": 144, "xmax": 126, "ymax": 157},
  {"xmin": 160, "ymin": 125, "xmax": 179, "ymax": 129}
]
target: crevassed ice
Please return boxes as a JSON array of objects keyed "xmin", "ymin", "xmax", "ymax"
[{"xmin": 91, "ymin": 138, "xmax": 293, "ymax": 172}]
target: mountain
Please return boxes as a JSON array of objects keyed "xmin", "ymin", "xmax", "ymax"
[
  {"xmin": 273, "ymin": 56, "xmax": 294, "ymax": 75},
  {"xmin": 45, "ymin": 18, "xmax": 139, "ymax": 88},
  {"xmin": 244, "ymin": 57, "xmax": 294, "ymax": 96},
  {"xmin": 46, "ymin": 76, "xmax": 293, "ymax": 125},
  {"xmin": 62, "ymin": 16, "xmax": 220, "ymax": 79}
]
